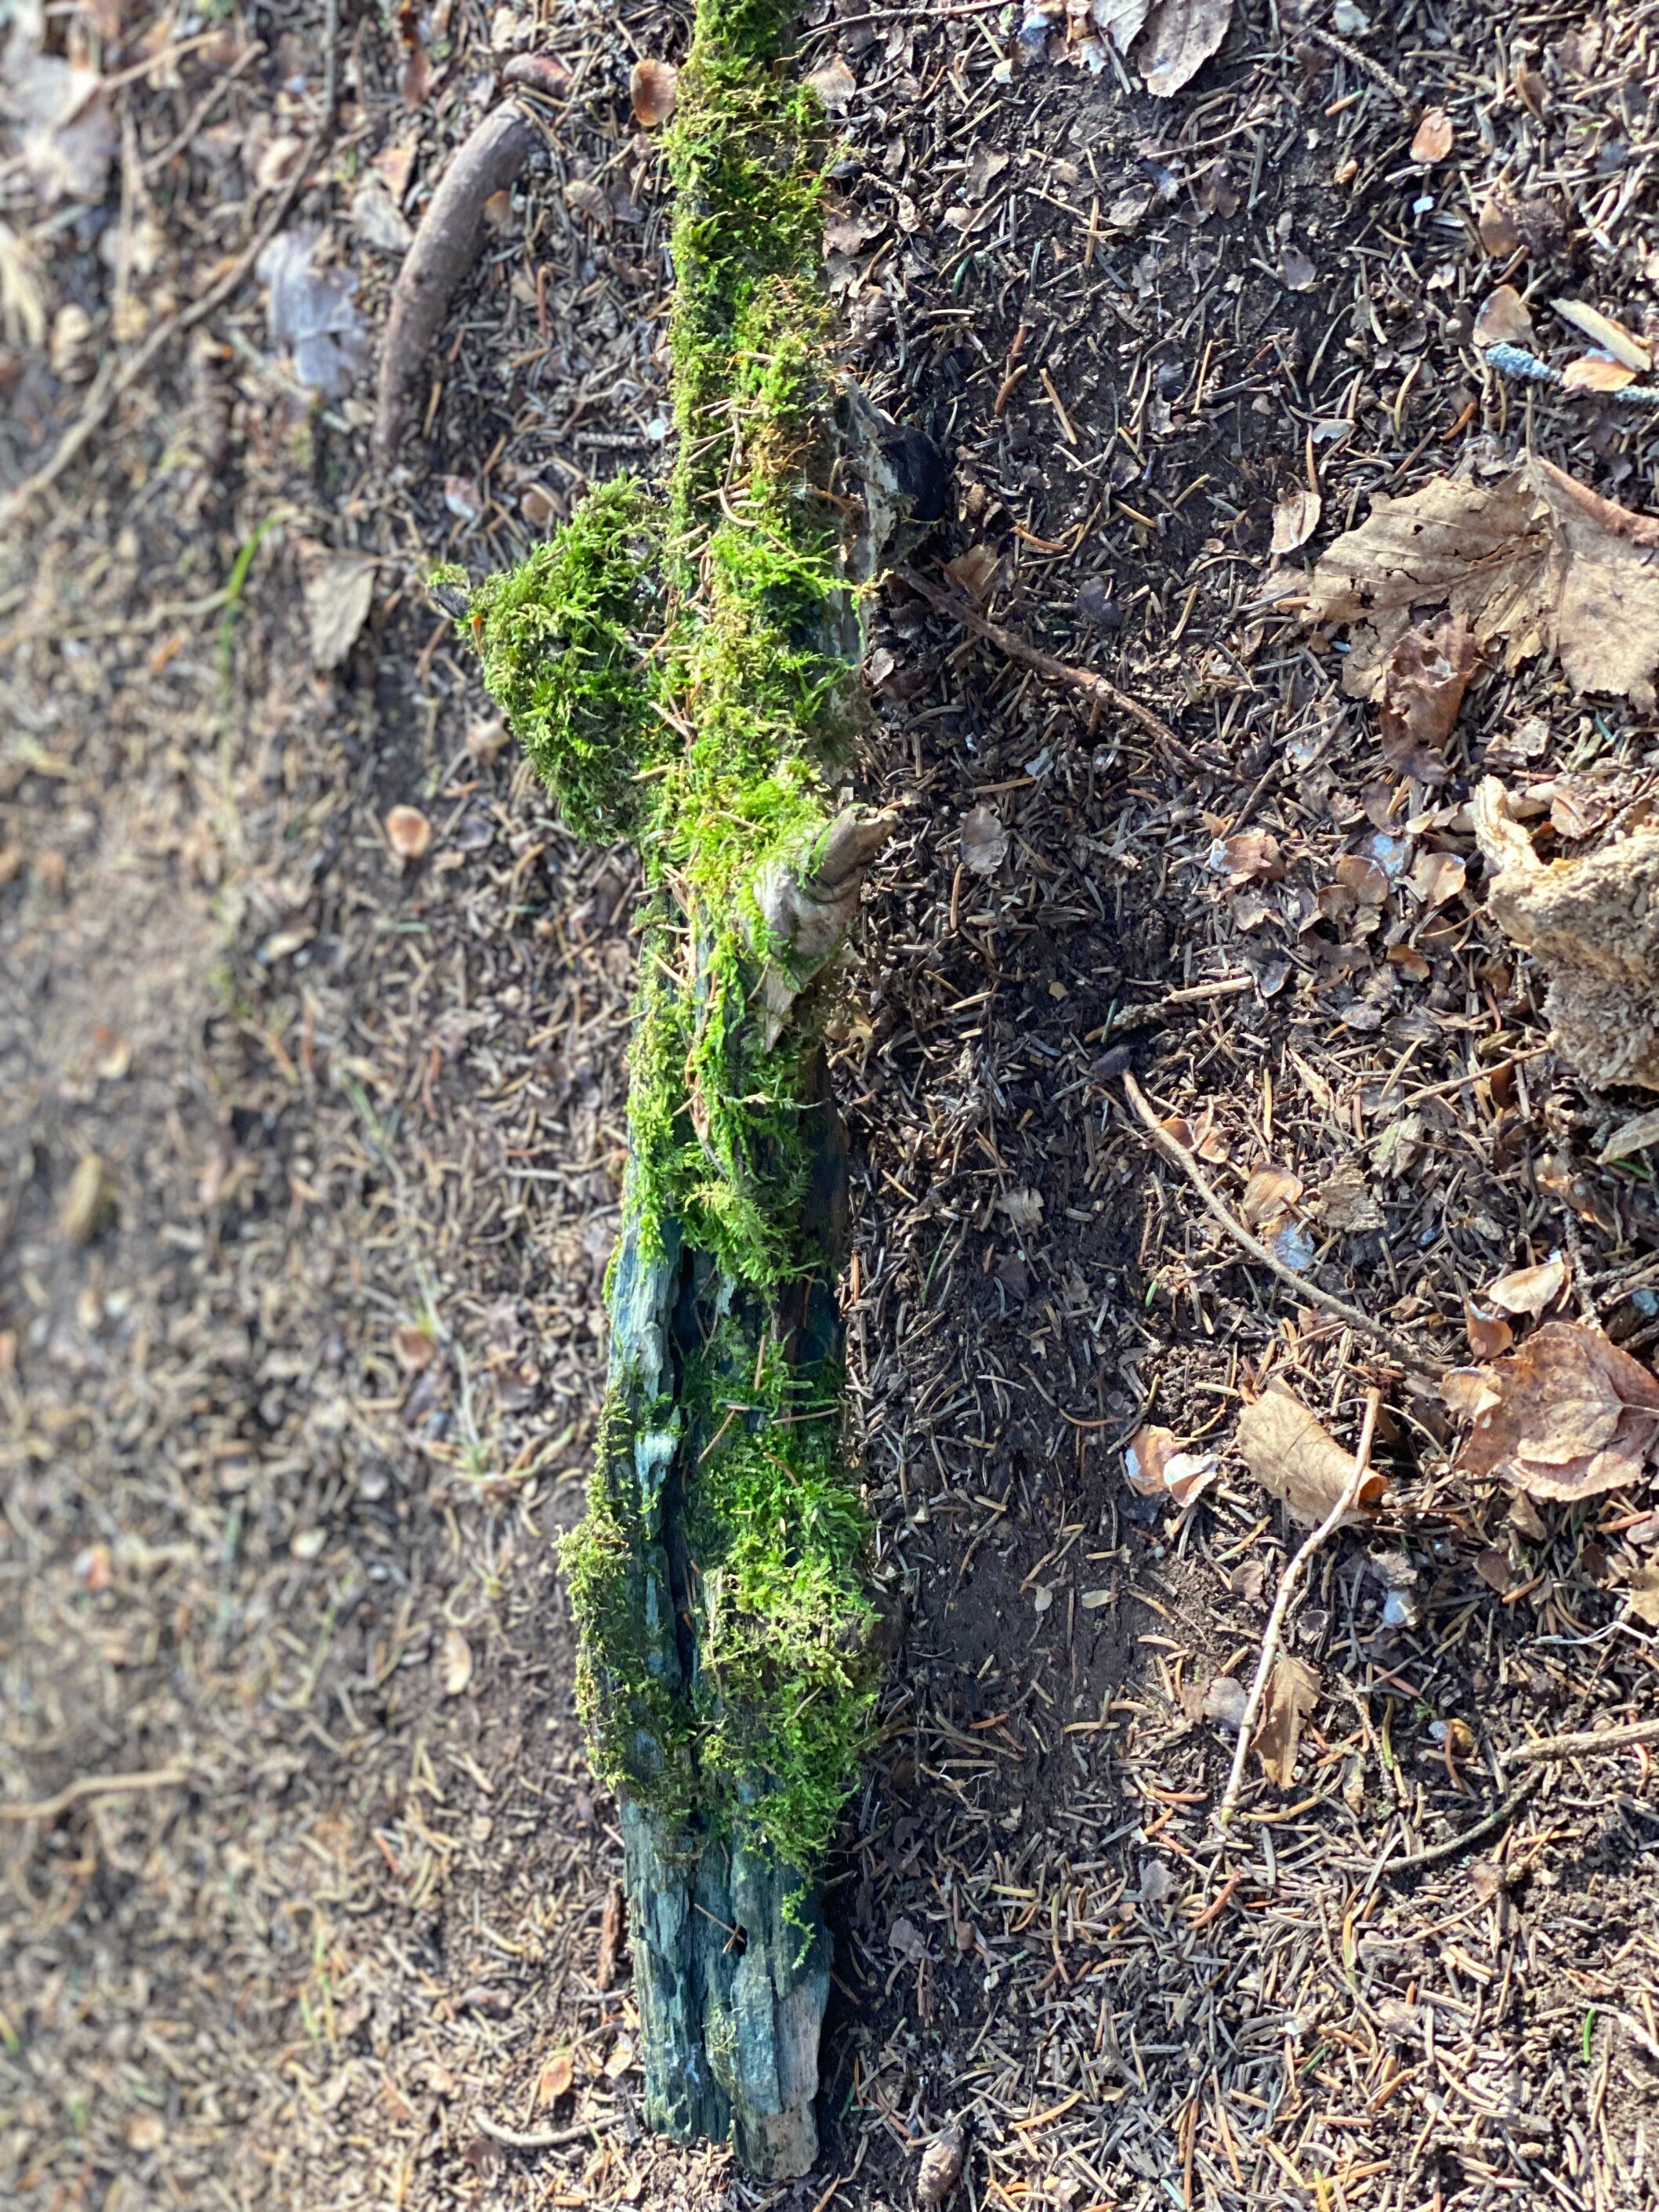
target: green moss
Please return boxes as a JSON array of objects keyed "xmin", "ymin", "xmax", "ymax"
[{"xmin": 451, "ymin": 0, "xmax": 876, "ymax": 1887}]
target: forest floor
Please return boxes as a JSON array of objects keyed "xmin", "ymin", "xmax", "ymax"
[{"xmin": 5, "ymin": 2, "xmax": 1659, "ymax": 2209}]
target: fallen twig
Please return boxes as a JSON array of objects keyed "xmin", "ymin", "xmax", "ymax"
[
  {"xmin": 0, "ymin": 0, "xmax": 338, "ymax": 541},
  {"xmin": 895, "ymin": 564, "xmax": 1210, "ymax": 771},
  {"xmin": 372, "ymin": 101, "xmax": 543, "ymax": 467},
  {"xmin": 1357, "ymin": 1768, "xmax": 1545, "ymax": 1880},
  {"xmin": 1121, "ymin": 1073, "xmax": 1445, "ymax": 1374},
  {"xmin": 475, "ymin": 2113, "xmax": 607, "ymax": 2151},
  {"xmin": 0, "ymin": 1767, "xmax": 194, "ymax": 1822},
  {"xmin": 1501, "ymin": 1714, "xmax": 1659, "ymax": 1765},
  {"xmin": 1217, "ymin": 1388, "xmax": 1382, "ymax": 1829}
]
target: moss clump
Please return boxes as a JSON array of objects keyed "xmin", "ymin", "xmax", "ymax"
[
  {"xmin": 459, "ymin": 477, "xmax": 667, "ymax": 844},
  {"xmin": 447, "ymin": 0, "xmax": 878, "ymax": 1893}
]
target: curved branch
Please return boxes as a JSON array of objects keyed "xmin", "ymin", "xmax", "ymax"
[{"xmin": 371, "ymin": 102, "xmax": 542, "ymax": 468}]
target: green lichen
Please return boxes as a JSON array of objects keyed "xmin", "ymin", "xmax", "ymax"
[{"xmin": 445, "ymin": 0, "xmax": 876, "ymax": 1887}]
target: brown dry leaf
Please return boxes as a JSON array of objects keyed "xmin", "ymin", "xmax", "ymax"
[
  {"xmin": 1475, "ymin": 1546, "xmax": 1519, "ymax": 1596},
  {"xmin": 1478, "ymin": 198, "xmax": 1520, "ymax": 256},
  {"xmin": 1306, "ymin": 455, "xmax": 1659, "ymax": 713},
  {"xmin": 393, "ymin": 1322, "xmax": 435, "ymax": 1373},
  {"xmin": 1410, "ymin": 849, "xmax": 1466, "ymax": 908},
  {"xmin": 1442, "ymin": 1367, "xmax": 1502, "ymax": 1423},
  {"xmin": 1473, "ymin": 285, "xmax": 1534, "ymax": 350},
  {"xmin": 386, "ymin": 805, "xmax": 433, "ymax": 860},
  {"xmin": 1562, "ymin": 355, "xmax": 1637, "ymax": 393},
  {"xmin": 1454, "ymin": 1321, "xmax": 1659, "ymax": 1501},
  {"xmin": 1136, "ymin": 0, "xmax": 1233, "ymax": 96},
  {"xmin": 1237, "ymin": 1380, "xmax": 1385, "ymax": 1525},
  {"xmin": 1628, "ymin": 1561, "xmax": 1659, "ymax": 1627},
  {"xmin": 1241, "ymin": 1165, "xmax": 1303, "ymax": 1227},
  {"xmin": 1465, "ymin": 1299, "xmax": 1514, "ymax": 1361},
  {"xmin": 1473, "ymin": 780, "xmax": 1659, "ymax": 1090},
  {"xmin": 917, "ymin": 2124, "xmax": 967, "ymax": 2209},
  {"xmin": 959, "ymin": 803, "xmax": 1009, "ymax": 877},
  {"xmin": 628, "ymin": 57, "xmax": 678, "ymax": 126},
  {"xmin": 1549, "ymin": 785, "xmax": 1610, "ymax": 840},
  {"xmin": 1159, "ymin": 1105, "xmax": 1228, "ymax": 1162},
  {"xmin": 1603, "ymin": 1106, "xmax": 1659, "ymax": 1162},
  {"xmin": 1271, "ymin": 486, "xmax": 1322, "ymax": 555},
  {"xmin": 440, "ymin": 1626, "xmax": 473, "ymax": 1696},
  {"xmin": 1208, "ymin": 829, "xmax": 1284, "ymax": 886},
  {"xmin": 806, "ymin": 54, "xmax": 857, "ymax": 111},
  {"xmin": 1124, "ymin": 1424, "xmax": 1218, "ymax": 1508},
  {"xmin": 945, "ymin": 543, "xmax": 1001, "ymax": 602},
  {"xmin": 603, "ymin": 2035, "xmax": 636, "ymax": 2080},
  {"xmin": 304, "ymin": 555, "xmax": 376, "ymax": 671},
  {"xmin": 1553, "ymin": 298, "xmax": 1651, "ymax": 372},
  {"xmin": 1378, "ymin": 611, "xmax": 1475, "ymax": 782},
  {"xmin": 1410, "ymin": 107, "xmax": 1454, "ymax": 163},
  {"xmin": 1254, "ymin": 1654, "xmax": 1320, "ymax": 1786},
  {"xmin": 563, "ymin": 177, "xmax": 612, "ymax": 230},
  {"xmin": 536, "ymin": 2051, "xmax": 574, "ymax": 2106},
  {"xmin": 1486, "ymin": 1256, "xmax": 1567, "ymax": 1315}
]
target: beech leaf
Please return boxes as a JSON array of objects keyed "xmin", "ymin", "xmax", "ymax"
[
  {"xmin": 1237, "ymin": 1380, "xmax": 1385, "ymax": 1525},
  {"xmin": 1453, "ymin": 1321, "xmax": 1659, "ymax": 1501}
]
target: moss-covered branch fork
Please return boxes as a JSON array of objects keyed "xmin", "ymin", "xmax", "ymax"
[{"xmin": 436, "ymin": 0, "xmax": 936, "ymax": 2175}]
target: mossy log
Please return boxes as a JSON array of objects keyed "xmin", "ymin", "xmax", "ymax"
[{"xmin": 434, "ymin": 0, "xmax": 938, "ymax": 2176}]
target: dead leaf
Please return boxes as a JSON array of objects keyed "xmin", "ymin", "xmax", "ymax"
[
  {"xmin": 304, "ymin": 556, "xmax": 376, "ymax": 670},
  {"xmin": 960, "ymin": 804, "xmax": 1009, "ymax": 876},
  {"xmin": 1553, "ymin": 298, "xmax": 1651, "ymax": 372},
  {"xmin": 1628, "ymin": 1561, "xmax": 1659, "ymax": 1627},
  {"xmin": 1464, "ymin": 1299, "xmax": 1514, "ymax": 1361},
  {"xmin": 59, "ymin": 1152, "xmax": 111, "ymax": 1244},
  {"xmin": 0, "ymin": 8, "xmax": 116, "ymax": 207},
  {"xmin": 1316, "ymin": 1169, "xmax": 1384, "ymax": 1231},
  {"xmin": 563, "ymin": 178, "xmax": 612, "ymax": 230},
  {"xmin": 1472, "ymin": 285, "xmax": 1534, "ymax": 350},
  {"xmin": 1410, "ymin": 107, "xmax": 1454, "ymax": 163},
  {"xmin": 1137, "ymin": 0, "xmax": 1233, "ymax": 97},
  {"xmin": 1486, "ymin": 1256, "xmax": 1567, "ymax": 1315},
  {"xmin": 1603, "ymin": 1106, "xmax": 1659, "ymax": 1162},
  {"xmin": 1254, "ymin": 1653, "xmax": 1320, "ymax": 1786},
  {"xmin": 596, "ymin": 1880, "xmax": 623, "ymax": 1988},
  {"xmin": 393, "ymin": 1322, "xmax": 435, "ymax": 1373},
  {"xmin": 386, "ymin": 805, "xmax": 433, "ymax": 860},
  {"xmin": 1410, "ymin": 849, "xmax": 1466, "ymax": 907},
  {"xmin": 1454, "ymin": 1321, "xmax": 1659, "ymax": 1501},
  {"xmin": 1562, "ymin": 355, "xmax": 1637, "ymax": 393},
  {"xmin": 1475, "ymin": 1545, "xmax": 1518, "ymax": 1595},
  {"xmin": 351, "ymin": 176, "xmax": 414, "ymax": 254},
  {"xmin": 1201, "ymin": 1675, "xmax": 1248, "ymax": 1728},
  {"xmin": 1549, "ymin": 784, "xmax": 1610, "ymax": 840},
  {"xmin": 1473, "ymin": 781, "xmax": 1659, "ymax": 1090},
  {"xmin": 628, "ymin": 57, "xmax": 678, "ymax": 126},
  {"xmin": 1477, "ymin": 198, "xmax": 1520, "ymax": 256},
  {"xmin": 806, "ymin": 55, "xmax": 857, "ymax": 111},
  {"xmin": 1237, "ymin": 1380, "xmax": 1385, "ymax": 1525},
  {"xmin": 440, "ymin": 1626, "xmax": 473, "ymax": 1696},
  {"xmin": 1306, "ymin": 456, "xmax": 1659, "ymax": 714},
  {"xmin": 1095, "ymin": 0, "xmax": 1153, "ymax": 51},
  {"xmin": 1241, "ymin": 1165, "xmax": 1304, "ymax": 1227},
  {"xmin": 603, "ymin": 2034, "xmax": 636, "ymax": 2080},
  {"xmin": 965, "ymin": 141, "xmax": 1012, "ymax": 196},
  {"xmin": 535, "ymin": 2051, "xmax": 574, "ymax": 2106},
  {"xmin": 1280, "ymin": 244, "xmax": 1317, "ymax": 292},
  {"xmin": 917, "ymin": 2124, "xmax": 966, "ymax": 2209},
  {"xmin": 945, "ymin": 543, "xmax": 1001, "ymax": 601},
  {"xmin": 1376, "ymin": 612, "xmax": 1475, "ymax": 782},
  {"xmin": 1271, "ymin": 486, "xmax": 1322, "ymax": 555},
  {"xmin": 1123, "ymin": 1424, "xmax": 1219, "ymax": 1508},
  {"xmin": 1159, "ymin": 1105, "xmax": 1228, "ymax": 1162},
  {"xmin": 1208, "ymin": 829, "xmax": 1284, "ymax": 886},
  {"xmin": 1442, "ymin": 1367, "xmax": 1501, "ymax": 1423}
]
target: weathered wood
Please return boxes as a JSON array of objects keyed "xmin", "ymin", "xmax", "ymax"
[{"xmin": 437, "ymin": 0, "xmax": 938, "ymax": 2171}]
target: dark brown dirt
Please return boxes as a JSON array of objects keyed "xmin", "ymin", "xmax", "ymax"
[{"xmin": 5, "ymin": 2, "xmax": 1659, "ymax": 2210}]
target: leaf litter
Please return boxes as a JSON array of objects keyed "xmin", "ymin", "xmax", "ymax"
[
  {"xmin": 1237, "ymin": 1380, "xmax": 1386, "ymax": 1526},
  {"xmin": 1450, "ymin": 1322, "xmax": 1659, "ymax": 1502}
]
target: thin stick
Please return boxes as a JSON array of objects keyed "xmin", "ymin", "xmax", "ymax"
[
  {"xmin": 1300, "ymin": 24, "xmax": 1413, "ymax": 107},
  {"xmin": 475, "ymin": 2113, "xmax": 606, "ymax": 2151},
  {"xmin": 1354, "ymin": 1768, "xmax": 1544, "ymax": 1880},
  {"xmin": 0, "ymin": 1767, "xmax": 194, "ymax": 1822},
  {"xmin": 1121, "ymin": 1073, "xmax": 1443, "ymax": 1374},
  {"xmin": 894, "ymin": 565, "xmax": 1209, "ymax": 771},
  {"xmin": 1501, "ymin": 1714, "xmax": 1659, "ymax": 1765},
  {"xmin": 1216, "ymin": 1387, "xmax": 1382, "ymax": 1830}
]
